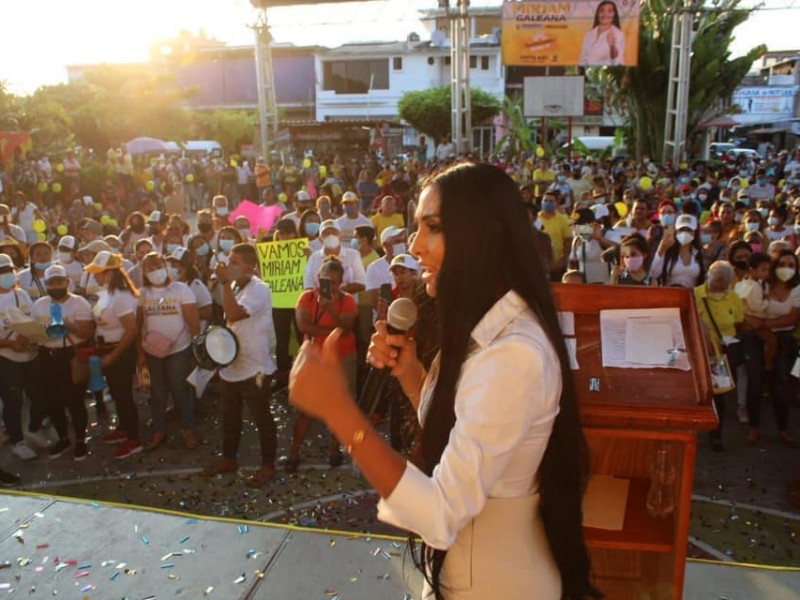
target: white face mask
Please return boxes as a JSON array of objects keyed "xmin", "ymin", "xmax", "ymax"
[
  {"xmin": 676, "ymin": 231, "xmax": 694, "ymax": 246},
  {"xmin": 323, "ymin": 235, "xmax": 340, "ymax": 251},
  {"xmin": 392, "ymin": 243, "xmax": 407, "ymax": 256},
  {"xmin": 776, "ymin": 267, "xmax": 796, "ymax": 282},
  {"xmin": 216, "ymin": 207, "xmax": 229, "ymax": 217},
  {"xmin": 58, "ymin": 251, "xmax": 74, "ymax": 264},
  {"xmin": 146, "ymin": 268, "xmax": 168, "ymax": 286}
]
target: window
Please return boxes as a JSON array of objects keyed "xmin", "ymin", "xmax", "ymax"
[
  {"xmin": 322, "ymin": 59, "xmax": 389, "ymax": 94},
  {"xmin": 481, "ymin": 56, "xmax": 490, "ymax": 70},
  {"xmin": 469, "ymin": 55, "xmax": 477, "ymax": 69},
  {"xmin": 444, "ymin": 56, "xmax": 451, "ymax": 66},
  {"xmin": 392, "ymin": 57, "xmax": 403, "ymax": 71}
]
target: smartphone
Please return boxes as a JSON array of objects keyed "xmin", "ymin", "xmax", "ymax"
[
  {"xmin": 319, "ymin": 277, "xmax": 332, "ymax": 300},
  {"xmin": 380, "ymin": 283, "xmax": 393, "ymax": 304}
]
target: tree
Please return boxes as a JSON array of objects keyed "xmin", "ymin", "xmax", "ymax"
[
  {"xmin": 587, "ymin": 0, "xmax": 765, "ymax": 161},
  {"xmin": 190, "ymin": 110, "xmax": 258, "ymax": 155},
  {"xmin": 496, "ymin": 96, "xmax": 535, "ymax": 161},
  {"xmin": 397, "ymin": 86, "xmax": 501, "ymax": 146}
]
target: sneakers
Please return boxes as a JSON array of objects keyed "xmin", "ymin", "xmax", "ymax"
[
  {"xmin": 48, "ymin": 439, "xmax": 72, "ymax": 459},
  {"xmin": 0, "ymin": 468, "xmax": 20, "ymax": 487},
  {"xmin": 73, "ymin": 442, "xmax": 88, "ymax": 462},
  {"xmin": 102, "ymin": 430, "xmax": 128, "ymax": 445},
  {"xmin": 25, "ymin": 429, "xmax": 52, "ymax": 449},
  {"xmin": 12, "ymin": 441, "xmax": 37, "ymax": 460},
  {"xmin": 737, "ymin": 404, "xmax": 749, "ymax": 425},
  {"xmin": 114, "ymin": 440, "xmax": 143, "ymax": 460}
]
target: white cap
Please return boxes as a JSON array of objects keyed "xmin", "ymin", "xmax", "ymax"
[
  {"xmin": 0, "ymin": 254, "xmax": 13, "ymax": 269},
  {"xmin": 320, "ymin": 219, "xmax": 340, "ymax": 234},
  {"xmin": 342, "ymin": 191, "xmax": 359, "ymax": 203},
  {"xmin": 380, "ymin": 225, "xmax": 405, "ymax": 244},
  {"xmin": 82, "ymin": 195, "xmax": 93, "ymax": 206},
  {"xmin": 169, "ymin": 246, "xmax": 190, "ymax": 262},
  {"xmin": 590, "ymin": 204, "xmax": 610, "ymax": 220},
  {"xmin": 44, "ymin": 265, "xmax": 68, "ymax": 282},
  {"xmin": 295, "ymin": 190, "xmax": 311, "ymax": 202},
  {"xmin": 390, "ymin": 254, "xmax": 419, "ymax": 271},
  {"xmin": 675, "ymin": 214, "xmax": 698, "ymax": 231},
  {"xmin": 58, "ymin": 235, "xmax": 76, "ymax": 250},
  {"xmin": 147, "ymin": 210, "xmax": 162, "ymax": 223}
]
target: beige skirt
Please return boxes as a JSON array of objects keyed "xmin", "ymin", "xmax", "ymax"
[{"xmin": 422, "ymin": 495, "xmax": 562, "ymax": 600}]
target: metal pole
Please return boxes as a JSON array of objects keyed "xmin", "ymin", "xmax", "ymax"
[
  {"xmin": 450, "ymin": 0, "xmax": 471, "ymax": 155},
  {"xmin": 254, "ymin": 18, "xmax": 269, "ymax": 158}
]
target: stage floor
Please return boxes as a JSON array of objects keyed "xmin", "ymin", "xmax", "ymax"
[{"xmin": 1, "ymin": 491, "xmax": 798, "ymax": 599}]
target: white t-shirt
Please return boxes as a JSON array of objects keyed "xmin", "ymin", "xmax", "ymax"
[
  {"xmin": 79, "ymin": 271, "xmax": 103, "ymax": 306},
  {"xmin": 335, "ymin": 214, "xmax": 373, "ymax": 244},
  {"xmin": 365, "ymin": 257, "xmax": 392, "ymax": 292},
  {"xmin": 16, "ymin": 202, "xmax": 37, "ymax": 232},
  {"xmin": 188, "ymin": 278, "xmax": 213, "ymax": 332},
  {"xmin": 303, "ymin": 247, "xmax": 366, "ymax": 290},
  {"xmin": 139, "ymin": 282, "xmax": 196, "ymax": 355},
  {"xmin": 17, "ymin": 268, "xmax": 48, "ymax": 301},
  {"xmin": 0, "ymin": 288, "xmax": 36, "ymax": 362},
  {"xmin": 220, "ymin": 276, "xmax": 277, "ymax": 382},
  {"xmin": 0, "ymin": 224, "xmax": 27, "ymax": 245},
  {"xmin": 32, "ymin": 294, "xmax": 93, "ymax": 349},
  {"xmin": 93, "ymin": 290, "xmax": 138, "ymax": 344},
  {"xmin": 569, "ymin": 237, "xmax": 609, "ymax": 284},
  {"xmin": 765, "ymin": 285, "xmax": 800, "ymax": 332},
  {"xmin": 57, "ymin": 258, "xmax": 84, "ymax": 289}
]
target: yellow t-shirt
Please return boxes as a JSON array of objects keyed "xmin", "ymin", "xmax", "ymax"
[
  {"xmin": 533, "ymin": 169, "xmax": 555, "ymax": 197},
  {"xmin": 695, "ymin": 285, "xmax": 744, "ymax": 355},
  {"xmin": 538, "ymin": 212, "xmax": 572, "ymax": 263},
  {"xmin": 371, "ymin": 213, "xmax": 405, "ymax": 241}
]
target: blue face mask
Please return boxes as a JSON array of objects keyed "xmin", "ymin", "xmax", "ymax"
[
  {"xmin": 660, "ymin": 213, "xmax": 676, "ymax": 227},
  {"xmin": 350, "ymin": 239, "xmax": 360, "ymax": 250},
  {"xmin": 166, "ymin": 243, "xmax": 179, "ymax": 255},
  {"xmin": 219, "ymin": 239, "xmax": 234, "ymax": 252},
  {"xmin": 557, "ymin": 175, "xmax": 566, "ymax": 183},
  {"xmin": 0, "ymin": 273, "xmax": 15, "ymax": 289},
  {"xmin": 757, "ymin": 179, "xmax": 766, "ymax": 186},
  {"xmin": 196, "ymin": 243, "xmax": 210, "ymax": 257},
  {"xmin": 305, "ymin": 222, "xmax": 320, "ymax": 237},
  {"xmin": 542, "ymin": 201, "xmax": 556, "ymax": 213},
  {"xmin": 34, "ymin": 261, "xmax": 51, "ymax": 271},
  {"xmin": 700, "ymin": 233, "xmax": 713, "ymax": 245}
]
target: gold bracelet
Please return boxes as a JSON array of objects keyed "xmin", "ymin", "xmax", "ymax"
[{"xmin": 345, "ymin": 428, "xmax": 367, "ymax": 455}]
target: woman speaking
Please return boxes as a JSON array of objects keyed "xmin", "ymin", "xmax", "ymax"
[
  {"xmin": 289, "ymin": 163, "xmax": 597, "ymax": 600},
  {"xmin": 579, "ymin": 0, "xmax": 626, "ymax": 66}
]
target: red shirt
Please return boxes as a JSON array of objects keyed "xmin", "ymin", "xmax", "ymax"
[{"xmin": 296, "ymin": 290, "xmax": 358, "ymax": 358}]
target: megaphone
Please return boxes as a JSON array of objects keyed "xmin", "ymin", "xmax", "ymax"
[
  {"xmin": 46, "ymin": 303, "xmax": 69, "ymax": 339},
  {"xmin": 88, "ymin": 355, "xmax": 106, "ymax": 392}
]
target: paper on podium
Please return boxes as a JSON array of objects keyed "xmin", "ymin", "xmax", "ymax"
[
  {"xmin": 600, "ymin": 308, "xmax": 690, "ymax": 370},
  {"xmin": 582, "ymin": 475, "xmax": 630, "ymax": 530}
]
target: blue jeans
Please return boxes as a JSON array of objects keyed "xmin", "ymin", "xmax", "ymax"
[{"xmin": 146, "ymin": 347, "xmax": 194, "ymax": 432}]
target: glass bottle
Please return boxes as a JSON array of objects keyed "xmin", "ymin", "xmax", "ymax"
[{"xmin": 646, "ymin": 444, "xmax": 676, "ymax": 519}]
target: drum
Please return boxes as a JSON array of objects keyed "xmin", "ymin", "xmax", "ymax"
[{"xmin": 192, "ymin": 326, "xmax": 239, "ymax": 371}]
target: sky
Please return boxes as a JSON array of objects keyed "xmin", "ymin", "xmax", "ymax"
[{"xmin": 1, "ymin": 0, "xmax": 796, "ymax": 96}]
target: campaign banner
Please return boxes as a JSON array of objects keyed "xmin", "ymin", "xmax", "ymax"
[
  {"xmin": 502, "ymin": 0, "xmax": 640, "ymax": 67},
  {"xmin": 731, "ymin": 86, "xmax": 799, "ymax": 125},
  {"xmin": 256, "ymin": 239, "xmax": 309, "ymax": 309}
]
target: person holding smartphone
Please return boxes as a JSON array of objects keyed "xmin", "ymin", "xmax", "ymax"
[{"xmin": 285, "ymin": 257, "xmax": 358, "ymax": 472}]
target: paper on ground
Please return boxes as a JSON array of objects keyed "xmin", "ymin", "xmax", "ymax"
[
  {"xmin": 187, "ymin": 366, "xmax": 216, "ymax": 398},
  {"xmin": 582, "ymin": 475, "xmax": 630, "ymax": 531}
]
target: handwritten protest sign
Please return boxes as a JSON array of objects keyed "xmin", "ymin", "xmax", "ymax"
[{"xmin": 256, "ymin": 239, "xmax": 309, "ymax": 309}]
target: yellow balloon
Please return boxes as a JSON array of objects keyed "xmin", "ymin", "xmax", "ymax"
[
  {"xmin": 37, "ymin": 233, "xmax": 46, "ymax": 242},
  {"xmin": 56, "ymin": 225, "xmax": 68, "ymax": 236},
  {"xmin": 303, "ymin": 158, "xmax": 312, "ymax": 169},
  {"xmin": 376, "ymin": 178, "xmax": 384, "ymax": 187},
  {"xmin": 278, "ymin": 193, "xmax": 288, "ymax": 203},
  {"xmin": 56, "ymin": 164, "xmax": 64, "ymax": 173},
  {"xmin": 185, "ymin": 173, "xmax": 194, "ymax": 183},
  {"xmin": 536, "ymin": 146, "xmax": 545, "ymax": 158},
  {"xmin": 100, "ymin": 215, "xmax": 111, "ymax": 225},
  {"xmin": 37, "ymin": 182, "xmax": 48, "ymax": 193},
  {"xmin": 679, "ymin": 162, "xmax": 688, "ymax": 170},
  {"xmin": 33, "ymin": 220, "xmax": 46, "ymax": 233},
  {"xmin": 319, "ymin": 166, "xmax": 327, "ymax": 179},
  {"xmin": 93, "ymin": 202, "xmax": 103, "ymax": 211},
  {"xmin": 51, "ymin": 182, "xmax": 62, "ymax": 194},
  {"xmin": 639, "ymin": 176, "xmax": 653, "ymax": 191},
  {"xmin": 615, "ymin": 202, "xmax": 628, "ymax": 219},
  {"xmin": 108, "ymin": 218, "xmax": 118, "ymax": 228},
  {"xmin": 146, "ymin": 180, "xmax": 155, "ymax": 191},
  {"xmin": 230, "ymin": 159, "xmax": 238, "ymax": 168}
]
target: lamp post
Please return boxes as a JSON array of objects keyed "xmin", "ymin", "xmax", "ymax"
[{"xmin": 251, "ymin": 1, "xmax": 279, "ymax": 158}]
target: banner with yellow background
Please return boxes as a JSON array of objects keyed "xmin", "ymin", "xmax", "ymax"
[
  {"xmin": 256, "ymin": 239, "xmax": 309, "ymax": 309},
  {"xmin": 502, "ymin": 0, "xmax": 640, "ymax": 67}
]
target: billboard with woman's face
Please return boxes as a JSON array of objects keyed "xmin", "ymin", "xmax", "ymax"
[{"xmin": 502, "ymin": 0, "xmax": 640, "ymax": 67}]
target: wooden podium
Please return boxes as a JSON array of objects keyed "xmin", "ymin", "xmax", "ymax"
[{"xmin": 552, "ymin": 284, "xmax": 718, "ymax": 600}]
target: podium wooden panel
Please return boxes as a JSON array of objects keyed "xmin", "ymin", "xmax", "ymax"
[{"xmin": 552, "ymin": 284, "xmax": 718, "ymax": 600}]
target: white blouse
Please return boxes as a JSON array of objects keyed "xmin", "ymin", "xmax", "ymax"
[
  {"xmin": 649, "ymin": 249, "xmax": 702, "ymax": 289},
  {"xmin": 377, "ymin": 291, "xmax": 561, "ymax": 550}
]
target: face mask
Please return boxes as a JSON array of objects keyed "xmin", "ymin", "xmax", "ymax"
[
  {"xmin": 542, "ymin": 201, "xmax": 556, "ymax": 213},
  {"xmin": 594, "ymin": 197, "xmax": 605, "ymax": 205},
  {"xmin": 0, "ymin": 273, "xmax": 15, "ymax": 289},
  {"xmin": 392, "ymin": 243, "xmax": 407, "ymax": 256},
  {"xmin": 660, "ymin": 213, "xmax": 676, "ymax": 227},
  {"xmin": 219, "ymin": 239, "xmax": 234, "ymax": 252},
  {"xmin": 738, "ymin": 197, "xmax": 750, "ymax": 206},
  {"xmin": 750, "ymin": 243, "xmax": 763, "ymax": 253},
  {"xmin": 557, "ymin": 175, "xmax": 566, "ymax": 183},
  {"xmin": 706, "ymin": 291, "xmax": 726, "ymax": 301},
  {"xmin": 676, "ymin": 231, "xmax": 694, "ymax": 246},
  {"xmin": 216, "ymin": 207, "xmax": 228, "ymax": 217},
  {"xmin": 323, "ymin": 235, "xmax": 340, "ymax": 251},
  {"xmin": 198, "ymin": 222, "xmax": 212, "ymax": 234},
  {"xmin": 168, "ymin": 267, "xmax": 180, "ymax": 281},
  {"xmin": 768, "ymin": 217, "xmax": 780, "ymax": 226},
  {"xmin": 776, "ymin": 267, "xmax": 796, "ymax": 282},
  {"xmin": 757, "ymin": 179, "xmax": 766, "ymax": 186},
  {"xmin": 34, "ymin": 261, "xmax": 52, "ymax": 271},
  {"xmin": 47, "ymin": 288, "xmax": 67, "ymax": 301},
  {"xmin": 697, "ymin": 194, "xmax": 708, "ymax": 202},
  {"xmin": 238, "ymin": 228, "xmax": 250, "ymax": 239},
  {"xmin": 166, "ymin": 243, "xmax": 179, "ymax": 255},
  {"xmin": 700, "ymin": 233, "xmax": 713, "ymax": 245},
  {"xmin": 196, "ymin": 243, "xmax": 210, "ymax": 257},
  {"xmin": 305, "ymin": 222, "xmax": 320, "ymax": 237},
  {"xmin": 745, "ymin": 222, "xmax": 759, "ymax": 232},
  {"xmin": 733, "ymin": 259, "xmax": 748, "ymax": 271},
  {"xmin": 734, "ymin": 214, "xmax": 743, "ymax": 223},
  {"xmin": 58, "ymin": 251, "xmax": 74, "ymax": 264},
  {"xmin": 146, "ymin": 268, "xmax": 168, "ymax": 286},
  {"xmin": 623, "ymin": 255, "xmax": 644, "ymax": 271},
  {"xmin": 757, "ymin": 208, "xmax": 769, "ymax": 218}
]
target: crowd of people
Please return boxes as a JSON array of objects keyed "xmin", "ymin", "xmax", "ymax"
[{"xmin": 0, "ymin": 143, "xmax": 798, "ymax": 505}]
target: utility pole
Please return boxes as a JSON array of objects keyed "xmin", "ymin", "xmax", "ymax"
[
  {"xmin": 662, "ymin": 0, "xmax": 694, "ymax": 164},
  {"xmin": 444, "ymin": 0, "xmax": 472, "ymax": 154},
  {"xmin": 251, "ymin": 4, "xmax": 279, "ymax": 158}
]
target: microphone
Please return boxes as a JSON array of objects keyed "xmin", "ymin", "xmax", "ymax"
[{"xmin": 359, "ymin": 297, "xmax": 419, "ymax": 416}]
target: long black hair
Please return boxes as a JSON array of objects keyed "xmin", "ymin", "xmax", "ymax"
[{"xmin": 412, "ymin": 163, "xmax": 599, "ymax": 599}]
